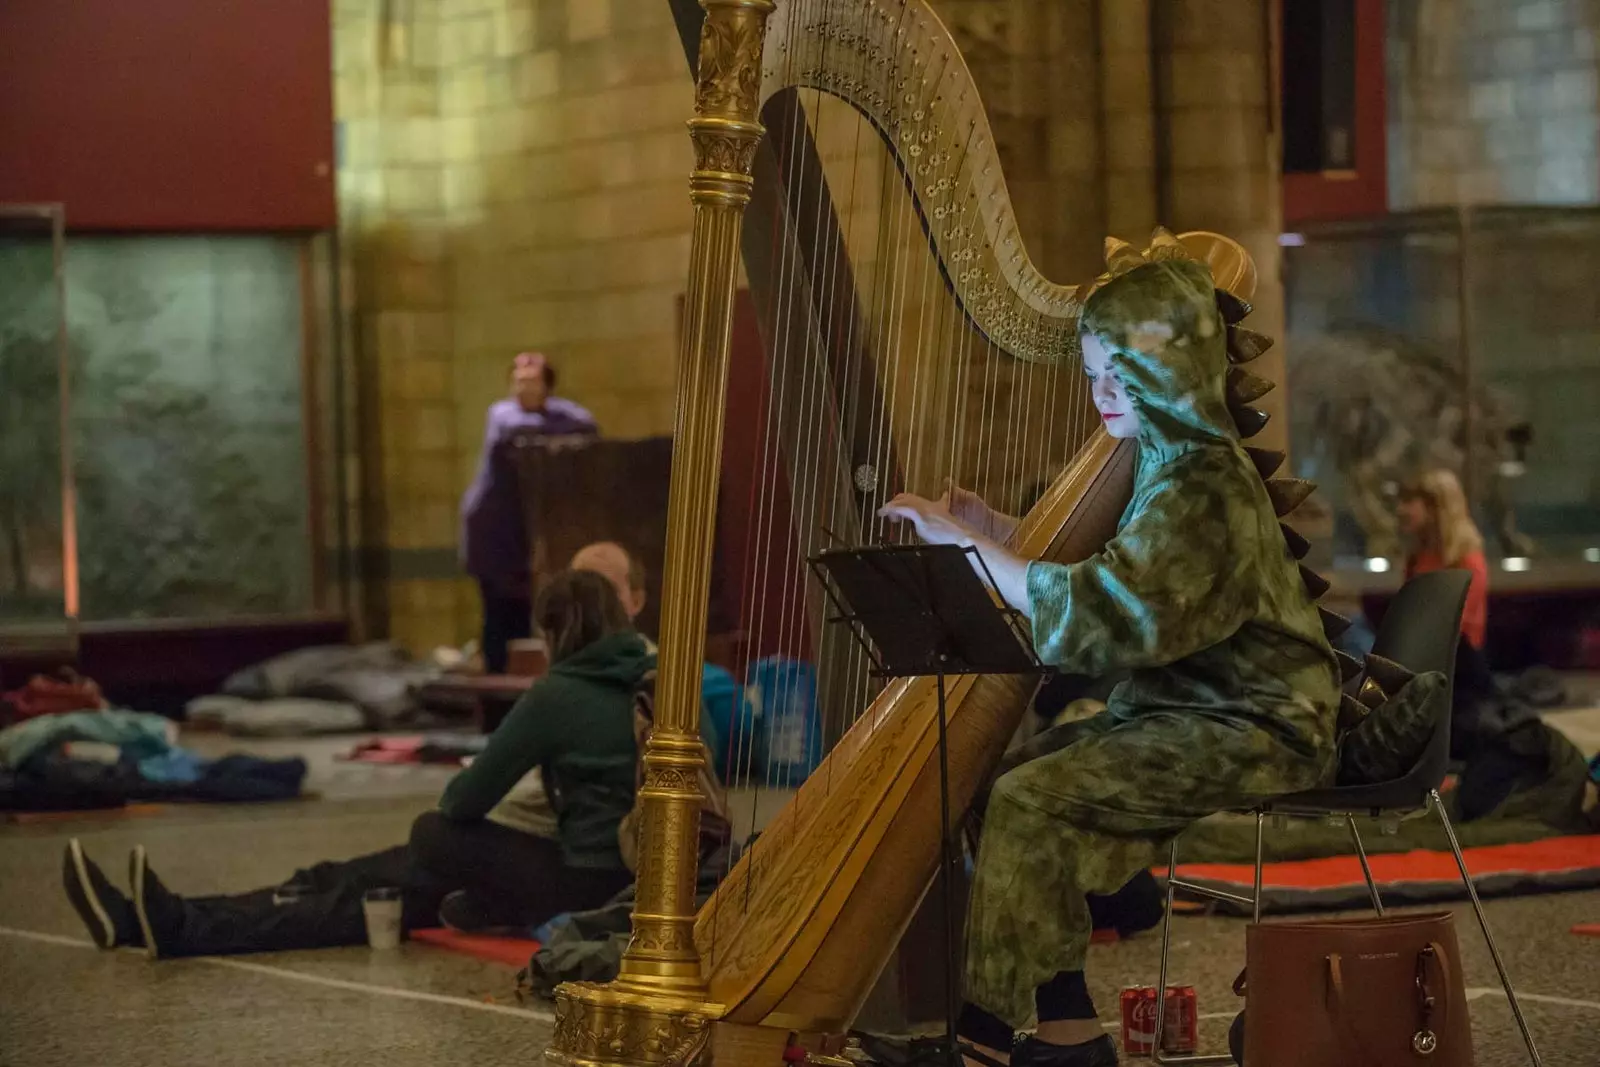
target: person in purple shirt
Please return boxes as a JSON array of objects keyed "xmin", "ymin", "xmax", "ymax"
[{"xmin": 460, "ymin": 352, "xmax": 598, "ymax": 672}]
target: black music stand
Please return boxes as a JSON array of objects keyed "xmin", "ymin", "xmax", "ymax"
[{"xmin": 809, "ymin": 543, "xmax": 1048, "ymax": 1067}]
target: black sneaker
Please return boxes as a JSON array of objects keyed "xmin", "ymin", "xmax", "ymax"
[
  {"xmin": 1010, "ymin": 1035, "xmax": 1118, "ymax": 1067},
  {"xmin": 129, "ymin": 845, "xmax": 183, "ymax": 960},
  {"xmin": 61, "ymin": 840, "xmax": 140, "ymax": 950},
  {"xmin": 438, "ymin": 890, "xmax": 530, "ymax": 936}
]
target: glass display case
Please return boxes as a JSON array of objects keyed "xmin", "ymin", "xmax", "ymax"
[
  {"xmin": 1284, "ymin": 206, "xmax": 1600, "ymax": 589},
  {"xmin": 0, "ymin": 205, "xmax": 75, "ymax": 653},
  {"xmin": 0, "ymin": 210, "xmax": 352, "ymax": 645}
]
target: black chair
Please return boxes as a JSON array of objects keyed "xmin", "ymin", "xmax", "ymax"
[{"xmin": 1151, "ymin": 569, "xmax": 1542, "ymax": 1065}]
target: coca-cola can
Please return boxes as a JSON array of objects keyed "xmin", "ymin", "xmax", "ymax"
[
  {"xmin": 1120, "ymin": 986, "xmax": 1199, "ymax": 1056},
  {"xmin": 1120, "ymin": 987, "xmax": 1159, "ymax": 1056},
  {"xmin": 1162, "ymin": 985, "xmax": 1199, "ymax": 1054}
]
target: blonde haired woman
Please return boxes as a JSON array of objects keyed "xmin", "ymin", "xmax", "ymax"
[{"xmin": 1396, "ymin": 469, "xmax": 1490, "ymax": 649}]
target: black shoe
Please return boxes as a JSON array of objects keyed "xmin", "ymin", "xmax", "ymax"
[
  {"xmin": 129, "ymin": 845, "xmax": 183, "ymax": 960},
  {"xmin": 438, "ymin": 890, "xmax": 529, "ymax": 936},
  {"xmin": 1011, "ymin": 1035, "xmax": 1118, "ymax": 1067},
  {"xmin": 62, "ymin": 840, "xmax": 141, "ymax": 949}
]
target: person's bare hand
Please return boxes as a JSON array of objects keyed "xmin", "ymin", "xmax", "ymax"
[
  {"xmin": 941, "ymin": 480, "xmax": 991, "ymax": 531},
  {"xmin": 877, "ymin": 492, "xmax": 977, "ymax": 547}
]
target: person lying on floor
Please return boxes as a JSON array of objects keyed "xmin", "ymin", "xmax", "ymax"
[{"xmin": 61, "ymin": 569, "xmax": 650, "ymax": 958}]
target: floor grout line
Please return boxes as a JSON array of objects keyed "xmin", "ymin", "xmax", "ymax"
[
  {"xmin": 6, "ymin": 926, "xmax": 1597, "ymax": 1025},
  {"xmin": 1466, "ymin": 986, "xmax": 1600, "ymax": 1011},
  {"xmin": 0, "ymin": 925, "xmax": 553, "ymax": 1021}
]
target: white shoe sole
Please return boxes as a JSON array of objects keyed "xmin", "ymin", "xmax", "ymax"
[
  {"xmin": 130, "ymin": 846, "xmax": 160, "ymax": 961},
  {"xmin": 67, "ymin": 840, "xmax": 115, "ymax": 950}
]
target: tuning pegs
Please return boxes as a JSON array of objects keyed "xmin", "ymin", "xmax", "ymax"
[
  {"xmin": 1364, "ymin": 653, "xmax": 1416, "ymax": 694},
  {"xmin": 1281, "ymin": 523, "xmax": 1312, "ymax": 560},
  {"xmin": 1300, "ymin": 563, "xmax": 1330, "ymax": 600},
  {"xmin": 1336, "ymin": 650, "xmax": 1363, "ymax": 684},
  {"xmin": 1245, "ymin": 447, "xmax": 1286, "ymax": 479},
  {"xmin": 1338, "ymin": 692, "xmax": 1370, "ymax": 732},
  {"xmin": 1266, "ymin": 478, "xmax": 1317, "ymax": 517},
  {"xmin": 1319, "ymin": 606, "xmax": 1353, "ymax": 639},
  {"xmin": 1231, "ymin": 405, "xmax": 1270, "ymax": 439},
  {"xmin": 1215, "ymin": 289, "xmax": 1253, "ymax": 325},
  {"xmin": 1227, "ymin": 367, "xmax": 1275, "ymax": 406},
  {"xmin": 1227, "ymin": 325, "xmax": 1274, "ymax": 364}
]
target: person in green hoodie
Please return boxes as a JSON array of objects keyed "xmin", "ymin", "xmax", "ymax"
[
  {"xmin": 60, "ymin": 569, "xmax": 652, "ymax": 958},
  {"xmin": 877, "ymin": 235, "xmax": 1340, "ymax": 1067}
]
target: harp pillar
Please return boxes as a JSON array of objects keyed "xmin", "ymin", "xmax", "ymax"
[{"xmin": 545, "ymin": 2, "xmax": 774, "ymax": 1066}]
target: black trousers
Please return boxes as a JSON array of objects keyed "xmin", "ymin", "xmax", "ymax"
[
  {"xmin": 158, "ymin": 812, "xmax": 632, "ymax": 957},
  {"xmin": 479, "ymin": 581, "xmax": 532, "ymax": 674}
]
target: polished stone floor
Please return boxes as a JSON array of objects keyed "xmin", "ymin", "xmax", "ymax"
[{"xmin": 1, "ymin": 739, "xmax": 1595, "ymax": 1066}]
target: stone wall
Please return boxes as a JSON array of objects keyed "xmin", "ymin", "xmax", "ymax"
[
  {"xmin": 1389, "ymin": 0, "xmax": 1600, "ymax": 207},
  {"xmin": 333, "ymin": 0, "xmax": 696, "ymax": 651}
]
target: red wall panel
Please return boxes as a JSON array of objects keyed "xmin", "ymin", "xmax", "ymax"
[
  {"xmin": 1282, "ymin": 0, "xmax": 1388, "ymax": 225},
  {"xmin": 0, "ymin": 0, "xmax": 335, "ymax": 231}
]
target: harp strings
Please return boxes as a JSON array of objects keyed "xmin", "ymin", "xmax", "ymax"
[{"xmin": 715, "ymin": 0, "xmax": 1101, "ymax": 936}]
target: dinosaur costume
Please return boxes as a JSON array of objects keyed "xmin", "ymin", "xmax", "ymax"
[{"xmin": 962, "ymin": 243, "xmax": 1343, "ymax": 1032}]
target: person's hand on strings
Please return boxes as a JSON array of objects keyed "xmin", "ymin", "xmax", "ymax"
[
  {"xmin": 879, "ymin": 483, "xmax": 1034, "ymax": 618},
  {"xmin": 941, "ymin": 479, "xmax": 1020, "ymax": 544},
  {"xmin": 876, "ymin": 491, "xmax": 978, "ymax": 548}
]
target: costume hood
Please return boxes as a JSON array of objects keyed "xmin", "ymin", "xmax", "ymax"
[{"xmin": 1079, "ymin": 257, "xmax": 1236, "ymax": 468}]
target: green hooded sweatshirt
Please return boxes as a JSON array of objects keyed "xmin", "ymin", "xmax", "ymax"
[
  {"xmin": 438, "ymin": 630, "xmax": 652, "ymax": 868},
  {"xmin": 1023, "ymin": 257, "xmax": 1339, "ymax": 760}
]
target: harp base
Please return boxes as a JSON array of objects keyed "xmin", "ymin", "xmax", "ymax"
[
  {"xmin": 545, "ymin": 981, "xmax": 724, "ymax": 1067},
  {"xmin": 546, "ymin": 983, "xmax": 844, "ymax": 1067}
]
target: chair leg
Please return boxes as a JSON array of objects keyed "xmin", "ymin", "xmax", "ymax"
[
  {"xmin": 1154, "ymin": 842, "xmax": 1177, "ymax": 1055},
  {"xmin": 1431, "ymin": 789, "xmax": 1542, "ymax": 1066},
  {"xmin": 1152, "ymin": 840, "xmax": 1235, "ymax": 1065},
  {"xmin": 1345, "ymin": 814, "xmax": 1385, "ymax": 917},
  {"xmin": 1252, "ymin": 811, "xmax": 1264, "ymax": 923}
]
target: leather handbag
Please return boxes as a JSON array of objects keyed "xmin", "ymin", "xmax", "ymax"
[{"xmin": 1234, "ymin": 911, "xmax": 1473, "ymax": 1066}]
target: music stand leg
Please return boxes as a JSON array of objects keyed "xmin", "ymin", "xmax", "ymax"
[{"xmin": 934, "ymin": 668, "xmax": 961, "ymax": 1067}]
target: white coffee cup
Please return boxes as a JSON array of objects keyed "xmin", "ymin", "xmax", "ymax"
[{"xmin": 362, "ymin": 887, "xmax": 403, "ymax": 949}]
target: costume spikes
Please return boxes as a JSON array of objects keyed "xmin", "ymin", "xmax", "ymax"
[
  {"xmin": 1227, "ymin": 367, "xmax": 1275, "ymax": 405},
  {"xmin": 1336, "ymin": 650, "xmax": 1362, "ymax": 684},
  {"xmin": 1146, "ymin": 227, "xmax": 1188, "ymax": 260},
  {"xmin": 1319, "ymin": 606, "xmax": 1352, "ymax": 638},
  {"xmin": 1281, "ymin": 523, "xmax": 1311, "ymax": 560},
  {"xmin": 1231, "ymin": 405, "xmax": 1270, "ymax": 439},
  {"xmin": 1265, "ymin": 478, "xmax": 1316, "ymax": 517},
  {"xmin": 1103, "ymin": 236, "xmax": 1146, "ymax": 276},
  {"xmin": 1338, "ymin": 693, "xmax": 1370, "ymax": 731},
  {"xmin": 1245, "ymin": 446, "xmax": 1286, "ymax": 479},
  {"xmin": 1364, "ymin": 653, "xmax": 1416, "ymax": 694},
  {"xmin": 1300, "ymin": 564, "xmax": 1330, "ymax": 599},
  {"xmin": 1226, "ymin": 325, "xmax": 1273, "ymax": 364},
  {"xmin": 1215, "ymin": 289, "xmax": 1253, "ymax": 324},
  {"xmin": 1357, "ymin": 676, "xmax": 1388, "ymax": 710}
]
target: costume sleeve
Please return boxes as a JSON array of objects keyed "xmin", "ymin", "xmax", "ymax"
[
  {"xmin": 437, "ymin": 683, "xmax": 554, "ymax": 819},
  {"xmin": 1025, "ymin": 465, "xmax": 1258, "ymax": 676}
]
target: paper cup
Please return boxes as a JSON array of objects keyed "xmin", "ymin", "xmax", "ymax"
[{"xmin": 362, "ymin": 887, "xmax": 403, "ymax": 949}]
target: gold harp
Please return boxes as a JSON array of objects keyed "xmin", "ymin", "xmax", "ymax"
[{"xmin": 547, "ymin": 3, "xmax": 1268, "ymax": 1065}]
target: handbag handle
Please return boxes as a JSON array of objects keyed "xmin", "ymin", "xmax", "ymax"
[{"xmin": 1326, "ymin": 942, "xmax": 1452, "ymax": 1059}]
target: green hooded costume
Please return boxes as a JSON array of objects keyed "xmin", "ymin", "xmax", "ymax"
[{"xmin": 962, "ymin": 254, "xmax": 1342, "ymax": 1030}]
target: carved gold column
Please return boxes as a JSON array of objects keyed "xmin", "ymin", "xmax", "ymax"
[{"xmin": 545, "ymin": 2, "xmax": 773, "ymax": 1066}]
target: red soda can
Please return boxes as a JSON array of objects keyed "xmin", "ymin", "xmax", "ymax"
[
  {"xmin": 1119, "ymin": 987, "xmax": 1158, "ymax": 1056},
  {"xmin": 1162, "ymin": 985, "xmax": 1199, "ymax": 1054},
  {"xmin": 1119, "ymin": 986, "xmax": 1199, "ymax": 1056}
]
